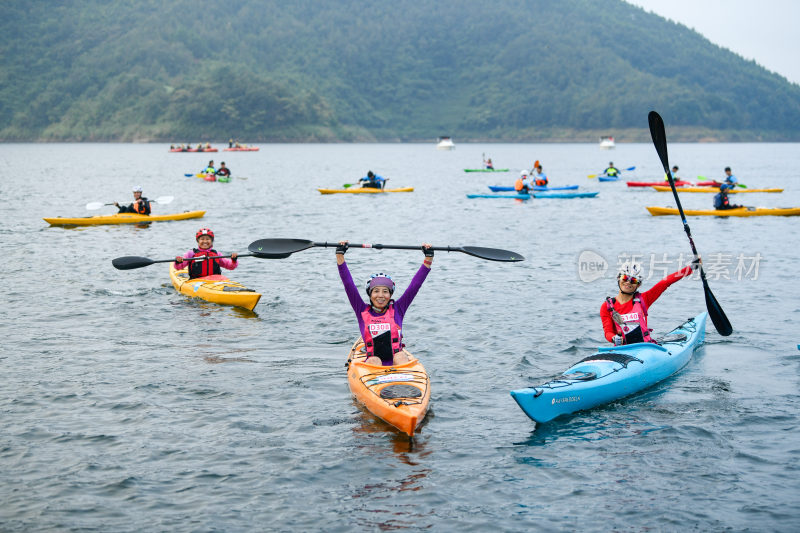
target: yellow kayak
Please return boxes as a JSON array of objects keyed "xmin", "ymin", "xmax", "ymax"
[
  {"xmin": 345, "ymin": 338, "xmax": 430, "ymax": 437},
  {"xmin": 169, "ymin": 264, "xmax": 261, "ymax": 311},
  {"xmin": 318, "ymin": 187, "xmax": 414, "ymax": 194},
  {"xmin": 44, "ymin": 211, "xmax": 205, "ymax": 226},
  {"xmin": 647, "ymin": 206, "xmax": 800, "ymax": 217},
  {"xmin": 650, "ymin": 186, "xmax": 783, "ymax": 193}
]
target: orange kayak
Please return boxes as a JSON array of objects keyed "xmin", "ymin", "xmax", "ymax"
[{"xmin": 345, "ymin": 339, "xmax": 430, "ymax": 437}]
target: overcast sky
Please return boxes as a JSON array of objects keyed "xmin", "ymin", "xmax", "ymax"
[{"xmin": 625, "ymin": 0, "xmax": 800, "ymax": 86}]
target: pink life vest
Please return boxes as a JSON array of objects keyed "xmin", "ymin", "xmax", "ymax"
[
  {"xmin": 606, "ymin": 293, "xmax": 654, "ymax": 344},
  {"xmin": 361, "ymin": 304, "xmax": 403, "ymax": 362}
]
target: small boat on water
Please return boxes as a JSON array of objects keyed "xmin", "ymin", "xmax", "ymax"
[
  {"xmin": 626, "ymin": 180, "xmax": 694, "ymax": 188},
  {"xmin": 318, "ymin": 187, "xmax": 414, "ymax": 195},
  {"xmin": 44, "ymin": 211, "xmax": 206, "ymax": 226},
  {"xmin": 170, "ymin": 147, "xmax": 218, "ymax": 153},
  {"xmin": 651, "ymin": 186, "xmax": 783, "ymax": 194},
  {"xmin": 467, "ymin": 192, "xmax": 598, "ymax": 200},
  {"xmin": 223, "ymin": 146, "xmax": 259, "ymax": 152},
  {"xmin": 647, "ymin": 206, "xmax": 800, "ymax": 217},
  {"xmin": 488, "ymin": 185, "xmax": 579, "ymax": 192},
  {"xmin": 464, "ymin": 168, "xmax": 509, "ymax": 173},
  {"xmin": 436, "ymin": 136, "xmax": 455, "ymax": 150},
  {"xmin": 599, "ymin": 136, "xmax": 615, "ymax": 149}
]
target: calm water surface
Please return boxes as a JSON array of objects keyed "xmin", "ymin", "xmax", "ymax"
[{"xmin": 2, "ymin": 142, "xmax": 799, "ymax": 531}]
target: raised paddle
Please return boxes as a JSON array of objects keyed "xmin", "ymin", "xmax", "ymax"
[
  {"xmin": 86, "ymin": 195, "xmax": 175, "ymax": 210},
  {"xmin": 112, "ymin": 253, "xmax": 258, "ymax": 270},
  {"xmin": 247, "ymin": 238, "xmax": 525, "ymax": 262},
  {"xmin": 648, "ymin": 110, "xmax": 733, "ymax": 336},
  {"xmin": 342, "ymin": 177, "xmax": 390, "ymax": 190}
]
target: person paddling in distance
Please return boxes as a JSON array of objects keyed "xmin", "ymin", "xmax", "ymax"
[
  {"xmin": 723, "ymin": 166, "xmax": 738, "ymax": 187},
  {"xmin": 601, "ymin": 259, "xmax": 700, "ymax": 346},
  {"xmin": 515, "ymin": 170, "xmax": 531, "ymax": 194},
  {"xmin": 215, "ymin": 161, "xmax": 231, "ymax": 178},
  {"xmin": 713, "ymin": 183, "xmax": 742, "ymax": 210},
  {"xmin": 485, "ymin": 157, "xmax": 494, "ymax": 170},
  {"xmin": 202, "ymin": 160, "xmax": 216, "ymax": 175},
  {"xmin": 532, "ymin": 165, "xmax": 548, "ymax": 186},
  {"xmin": 603, "ymin": 162, "xmax": 620, "ymax": 178},
  {"xmin": 666, "ymin": 165, "xmax": 679, "ymax": 181},
  {"xmin": 336, "ymin": 240, "xmax": 433, "ymax": 366},
  {"xmin": 359, "ymin": 170, "xmax": 385, "ymax": 189},
  {"xmin": 115, "ymin": 186, "xmax": 151, "ymax": 214},
  {"xmin": 174, "ymin": 228, "xmax": 238, "ymax": 279}
]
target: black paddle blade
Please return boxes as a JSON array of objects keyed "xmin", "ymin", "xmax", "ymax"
[
  {"xmin": 648, "ymin": 111, "xmax": 670, "ymax": 174},
  {"xmin": 112, "ymin": 256, "xmax": 155, "ymax": 270},
  {"xmin": 458, "ymin": 246, "xmax": 525, "ymax": 262},
  {"xmin": 247, "ymin": 238, "xmax": 314, "ymax": 258},
  {"xmin": 701, "ymin": 274, "xmax": 733, "ymax": 336}
]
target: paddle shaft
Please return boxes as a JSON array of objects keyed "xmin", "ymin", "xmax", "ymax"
[
  {"xmin": 648, "ymin": 111, "xmax": 732, "ymax": 336},
  {"xmin": 113, "ymin": 253, "xmax": 255, "ymax": 270}
]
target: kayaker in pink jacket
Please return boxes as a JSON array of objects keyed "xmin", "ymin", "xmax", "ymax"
[{"xmin": 174, "ymin": 228, "xmax": 238, "ymax": 279}]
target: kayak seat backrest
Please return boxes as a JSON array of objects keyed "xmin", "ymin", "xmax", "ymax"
[
  {"xmin": 380, "ymin": 384, "xmax": 423, "ymax": 399},
  {"xmin": 577, "ymin": 352, "xmax": 643, "ymax": 367},
  {"xmin": 222, "ymin": 287, "xmax": 256, "ymax": 292}
]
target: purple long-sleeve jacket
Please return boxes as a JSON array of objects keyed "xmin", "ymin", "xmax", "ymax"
[{"xmin": 338, "ymin": 261, "xmax": 430, "ymax": 342}]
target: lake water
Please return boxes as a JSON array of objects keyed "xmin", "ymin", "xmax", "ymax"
[{"xmin": 2, "ymin": 141, "xmax": 799, "ymax": 531}]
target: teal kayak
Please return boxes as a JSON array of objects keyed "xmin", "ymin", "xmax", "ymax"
[
  {"xmin": 467, "ymin": 192, "xmax": 598, "ymax": 199},
  {"xmin": 510, "ymin": 313, "xmax": 707, "ymax": 423}
]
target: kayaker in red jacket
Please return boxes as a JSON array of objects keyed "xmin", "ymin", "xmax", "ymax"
[
  {"xmin": 115, "ymin": 186, "xmax": 151, "ymax": 214},
  {"xmin": 175, "ymin": 228, "xmax": 238, "ymax": 279},
  {"xmin": 601, "ymin": 260, "xmax": 699, "ymax": 345},
  {"xmin": 336, "ymin": 240, "xmax": 432, "ymax": 366}
]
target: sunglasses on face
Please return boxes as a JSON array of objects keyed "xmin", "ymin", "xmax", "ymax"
[{"xmin": 620, "ymin": 274, "xmax": 640, "ymax": 284}]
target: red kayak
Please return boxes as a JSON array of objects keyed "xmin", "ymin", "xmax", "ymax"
[
  {"xmin": 627, "ymin": 180, "xmax": 693, "ymax": 188},
  {"xmin": 696, "ymin": 180, "xmax": 723, "ymax": 187}
]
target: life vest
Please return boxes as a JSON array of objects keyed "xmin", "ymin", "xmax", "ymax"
[
  {"xmin": 514, "ymin": 178, "xmax": 528, "ymax": 192},
  {"xmin": 714, "ymin": 192, "xmax": 728, "ymax": 209},
  {"xmin": 361, "ymin": 304, "xmax": 403, "ymax": 362},
  {"xmin": 534, "ymin": 175, "xmax": 548, "ymax": 186},
  {"xmin": 606, "ymin": 293, "xmax": 653, "ymax": 344},
  {"xmin": 133, "ymin": 198, "xmax": 150, "ymax": 214},
  {"xmin": 188, "ymin": 248, "xmax": 222, "ymax": 278},
  {"xmin": 606, "ymin": 167, "xmax": 619, "ymax": 177}
]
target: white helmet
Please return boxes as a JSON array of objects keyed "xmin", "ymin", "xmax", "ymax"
[
  {"xmin": 617, "ymin": 262, "xmax": 643, "ymax": 282},
  {"xmin": 132, "ymin": 186, "xmax": 143, "ymax": 192},
  {"xmin": 520, "ymin": 170, "xmax": 528, "ymax": 176}
]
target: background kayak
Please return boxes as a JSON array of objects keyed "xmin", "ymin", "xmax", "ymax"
[
  {"xmin": 44, "ymin": 210, "xmax": 205, "ymax": 226},
  {"xmin": 533, "ymin": 191, "xmax": 598, "ymax": 199},
  {"xmin": 598, "ymin": 176, "xmax": 620, "ymax": 182},
  {"xmin": 626, "ymin": 180, "xmax": 693, "ymax": 187},
  {"xmin": 488, "ymin": 185, "xmax": 579, "ymax": 192},
  {"xmin": 510, "ymin": 313, "xmax": 707, "ymax": 423},
  {"xmin": 317, "ymin": 187, "xmax": 414, "ymax": 194},
  {"xmin": 651, "ymin": 186, "xmax": 783, "ymax": 193},
  {"xmin": 464, "ymin": 168, "xmax": 510, "ymax": 172},
  {"xmin": 647, "ymin": 206, "xmax": 800, "ymax": 217}
]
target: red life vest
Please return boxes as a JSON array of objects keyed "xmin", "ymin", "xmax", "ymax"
[
  {"xmin": 606, "ymin": 293, "xmax": 653, "ymax": 344},
  {"xmin": 188, "ymin": 248, "xmax": 222, "ymax": 279},
  {"xmin": 361, "ymin": 304, "xmax": 403, "ymax": 362},
  {"xmin": 534, "ymin": 177, "xmax": 548, "ymax": 186}
]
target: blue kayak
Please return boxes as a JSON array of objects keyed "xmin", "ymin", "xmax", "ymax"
[
  {"xmin": 488, "ymin": 185, "xmax": 579, "ymax": 192},
  {"xmin": 467, "ymin": 193, "xmax": 531, "ymax": 199},
  {"xmin": 533, "ymin": 192, "xmax": 598, "ymax": 199},
  {"xmin": 510, "ymin": 312, "xmax": 707, "ymax": 423},
  {"xmin": 598, "ymin": 176, "xmax": 620, "ymax": 182}
]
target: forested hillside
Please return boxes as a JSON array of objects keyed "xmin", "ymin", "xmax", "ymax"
[{"xmin": 2, "ymin": 0, "xmax": 799, "ymax": 141}]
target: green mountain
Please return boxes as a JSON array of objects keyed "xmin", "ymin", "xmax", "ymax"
[{"xmin": 2, "ymin": 0, "xmax": 799, "ymax": 141}]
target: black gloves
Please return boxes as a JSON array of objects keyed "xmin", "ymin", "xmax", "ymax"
[
  {"xmin": 336, "ymin": 243, "xmax": 348, "ymax": 255},
  {"xmin": 423, "ymin": 246, "xmax": 434, "ymax": 258}
]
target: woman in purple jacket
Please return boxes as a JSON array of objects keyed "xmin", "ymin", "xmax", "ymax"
[{"xmin": 336, "ymin": 240, "xmax": 433, "ymax": 366}]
